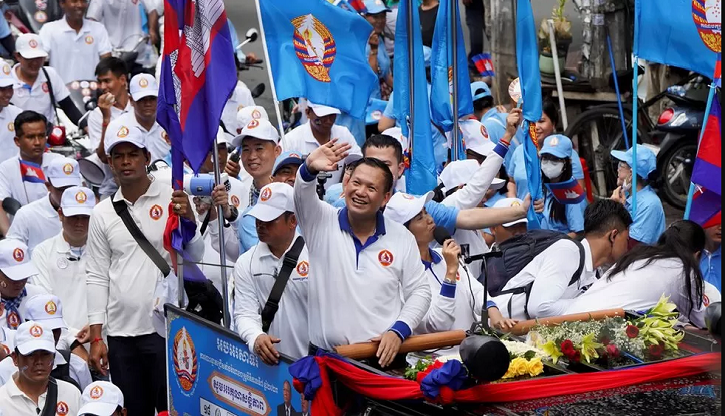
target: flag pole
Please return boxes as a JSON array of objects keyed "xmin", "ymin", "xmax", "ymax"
[
  {"xmin": 547, "ymin": 19, "xmax": 568, "ymax": 130},
  {"xmin": 407, "ymin": 0, "xmax": 415, "ymax": 152},
  {"xmin": 254, "ymin": 0, "xmax": 287, "ymax": 140},
  {"xmin": 683, "ymin": 82, "xmax": 717, "ymax": 220},
  {"xmin": 212, "ymin": 139, "xmax": 232, "ymax": 328},
  {"xmin": 631, "ymin": 59, "xmax": 639, "ymax": 214},
  {"xmin": 451, "ymin": 0, "xmax": 460, "ymax": 161}
]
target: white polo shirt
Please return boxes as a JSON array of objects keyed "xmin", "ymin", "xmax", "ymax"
[
  {"xmin": 0, "ymin": 105, "xmax": 23, "ymax": 164},
  {"xmin": 31, "ymin": 233, "xmax": 88, "ymax": 332},
  {"xmin": 281, "ymin": 123, "xmax": 361, "ymax": 187},
  {"xmin": 38, "ymin": 17, "xmax": 113, "ymax": 83},
  {"xmin": 0, "ymin": 284, "xmax": 48, "ymax": 330},
  {"xmin": 6, "ymin": 195, "xmax": 61, "ymax": 255},
  {"xmin": 11, "ymin": 65, "xmax": 70, "ymax": 123},
  {"xmin": 0, "ymin": 349, "xmax": 92, "ymax": 391},
  {"xmin": 107, "ymin": 112, "xmax": 169, "ymax": 161},
  {"xmin": 86, "ymin": 0, "xmax": 159, "ymax": 65},
  {"xmin": 0, "ymin": 375, "xmax": 81, "ymax": 416},
  {"xmin": 85, "ymin": 179, "xmax": 205, "ymax": 337},
  {"xmin": 0, "ymin": 153, "xmax": 63, "ymax": 206},
  {"xmin": 294, "ymin": 166, "xmax": 431, "ymax": 349},
  {"xmin": 221, "ymin": 81, "xmax": 256, "ymax": 135},
  {"xmin": 233, "ymin": 234, "xmax": 309, "ymax": 359}
]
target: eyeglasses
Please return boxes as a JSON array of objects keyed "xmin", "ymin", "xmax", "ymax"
[{"xmin": 617, "ymin": 162, "xmax": 631, "ymax": 171}]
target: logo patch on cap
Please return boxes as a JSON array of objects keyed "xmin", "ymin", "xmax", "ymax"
[
  {"xmin": 90, "ymin": 385, "xmax": 104, "ymax": 399},
  {"xmin": 29, "ymin": 324, "xmax": 43, "ymax": 337},
  {"xmin": 704, "ymin": 294, "xmax": 710, "ymax": 307},
  {"xmin": 62, "ymin": 163, "xmax": 74, "ymax": 175},
  {"xmin": 75, "ymin": 191, "xmax": 87, "ymax": 204},
  {"xmin": 481, "ymin": 124, "xmax": 489, "ymax": 139},
  {"xmin": 510, "ymin": 200, "xmax": 521, "ymax": 207},
  {"xmin": 289, "ymin": 153, "xmax": 301, "ymax": 158},
  {"xmin": 45, "ymin": 301, "xmax": 57, "ymax": 315},
  {"xmin": 251, "ymin": 109, "xmax": 262, "ymax": 119},
  {"xmin": 378, "ymin": 250, "xmax": 394, "ymax": 267},
  {"xmin": 549, "ymin": 136, "xmax": 559, "ymax": 146},
  {"xmin": 230, "ymin": 195, "xmax": 240, "ymax": 207},
  {"xmin": 28, "ymin": 39, "xmax": 38, "ymax": 48},
  {"xmin": 1, "ymin": 64, "xmax": 9, "ymax": 75},
  {"xmin": 149, "ymin": 204, "xmax": 163, "ymax": 220},
  {"xmin": 401, "ymin": 193, "xmax": 415, "ymax": 200},
  {"xmin": 139, "ymin": 78, "xmax": 149, "ymax": 88},
  {"xmin": 296, "ymin": 261, "xmax": 309, "ymax": 277},
  {"xmin": 85, "ymin": 35, "xmax": 94, "ymax": 45},
  {"xmin": 117, "ymin": 126, "xmax": 130, "ymax": 138},
  {"xmin": 12, "ymin": 248, "xmax": 24, "ymax": 262},
  {"xmin": 260, "ymin": 187, "xmax": 272, "ymax": 202},
  {"xmin": 247, "ymin": 119, "xmax": 260, "ymax": 129},
  {"xmin": 56, "ymin": 401, "xmax": 68, "ymax": 416}
]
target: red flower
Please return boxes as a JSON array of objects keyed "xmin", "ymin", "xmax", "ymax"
[
  {"xmin": 626, "ymin": 325, "xmax": 640, "ymax": 338},
  {"xmin": 570, "ymin": 351, "xmax": 581, "ymax": 363},
  {"xmin": 648, "ymin": 343, "xmax": 664, "ymax": 359},
  {"xmin": 606, "ymin": 344, "xmax": 620, "ymax": 358},
  {"xmin": 416, "ymin": 360, "xmax": 444, "ymax": 383},
  {"xmin": 560, "ymin": 339, "xmax": 576, "ymax": 356},
  {"xmin": 600, "ymin": 336, "xmax": 611, "ymax": 345}
]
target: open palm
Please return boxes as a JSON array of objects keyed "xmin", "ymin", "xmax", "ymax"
[{"xmin": 306, "ymin": 139, "xmax": 352, "ymax": 173}]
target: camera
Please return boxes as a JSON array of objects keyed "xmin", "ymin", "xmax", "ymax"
[{"xmin": 183, "ymin": 173, "xmax": 231, "ymax": 196}]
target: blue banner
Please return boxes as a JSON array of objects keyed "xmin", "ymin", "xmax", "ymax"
[{"xmin": 166, "ymin": 306, "xmax": 306, "ymax": 415}]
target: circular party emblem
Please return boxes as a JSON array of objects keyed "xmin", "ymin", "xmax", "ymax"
[
  {"xmin": 251, "ymin": 109, "xmax": 262, "ymax": 119},
  {"xmin": 173, "ymin": 327, "xmax": 198, "ymax": 393},
  {"xmin": 230, "ymin": 195, "xmax": 240, "ymax": 207},
  {"xmin": 401, "ymin": 193, "xmax": 415, "ymax": 200},
  {"xmin": 692, "ymin": 0, "xmax": 721, "ymax": 53},
  {"xmin": 29, "ymin": 324, "xmax": 43, "ymax": 337},
  {"xmin": 28, "ymin": 39, "xmax": 38, "ymax": 49},
  {"xmin": 480, "ymin": 124, "xmax": 489, "ymax": 139},
  {"xmin": 260, "ymin": 187, "xmax": 272, "ymax": 202},
  {"xmin": 75, "ymin": 191, "xmax": 87, "ymax": 203},
  {"xmin": 378, "ymin": 250, "xmax": 394, "ymax": 267},
  {"xmin": 62, "ymin": 163, "xmax": 74, "ymax": 175},
  {"xmin": 85, "ymin": 35, "xmax": 94, "ymax": 45},
  {"xmin": 56, "ymin": 401, "xmax": 68, "ymax": 416},
  {"xmin": 7, "ymin": 122, "xmax": 13, "ymax": 132},
  {"xmin": 247, "ymin": 119, "xmax": 260, "ymax": 129},
  {"xmin": 372, "ymin": 110, "xmax": 382, "ymax": 121},
  {"xmin": 291, "ymin": 14, "xmax": 336, "ymax": 82},
  {"xmin": 12, "ymin": 248, "xmax": 24, "ymax": 262},
  {"xmin": 45, "ymin": 301, "xmax": 57, "ymax": 315},
  {"xmin": 117, "ymin": 126, "xmax": 130, "ymax": 138},
  {"xmin": 89, "ymin": 385, "xmax": 104, "ymax": 399},
  {"xmin": 550, "ymin": 136, "xmax": 559, "ymax": 146},
  {"xmin": 139, "ymin": 78, "xmax": 149, "ymax": 88},
  {"xmin": 1, "ymin": 64, "xmax": 9, "ymax": 76},
  {"xmin": 149, "ymin": 204, "xmax": 163, "ymax": 220},
  {"xmin": 42, "ymin": 83, "xmax": 49, "ymax": 93},
  {"xmin": 296, "ymin": 261, "xmax": 309, "ymax": 277},
  {"xmin": 7, "ymin": 312, "xmax": 19, "ymax": 329}
]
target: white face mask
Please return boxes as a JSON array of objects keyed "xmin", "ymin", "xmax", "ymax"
[
  {"xmin": 622, "ymin": 176, "xmax": 633, "ymax": 193},
  {"xmin": 541, "ymin": 160, "xmax": 565, "ymax": 179}
]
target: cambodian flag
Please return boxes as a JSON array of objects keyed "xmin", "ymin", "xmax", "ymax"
[
  {"xmin": 691, "ymin": 91, "xmax": 721, "ymax": 196},
  {"xmin": 472, "ymin": 53, "xmax": 495, "ymax": 77},
  {"xmin": 545, "ymin": 178, "xmax": 586, "ymax": 205},
  {"xmin": 19, "ymin": 160, "xmax": 45, "ymax": 183},
  {"xmin": 691, "ymin": 187, "xmax": 721, "ymax": 229}
]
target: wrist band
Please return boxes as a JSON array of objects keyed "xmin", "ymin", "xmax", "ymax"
[{"xmin": 91, "ymin": 338, "xmax": 103, "ymax": 345}]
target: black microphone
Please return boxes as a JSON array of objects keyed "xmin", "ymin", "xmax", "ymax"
[{"xmin": 433, "ymin": 226, "xmax": 452, "ymax": 246}]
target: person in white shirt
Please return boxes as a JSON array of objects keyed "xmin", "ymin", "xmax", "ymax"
[
  {"xmin": 0, "ymin": 111, "xmax": 63, "ymax": 236},
  {"xmin": 566, "ymin": 220, "xmax": 722, "ymax": 328},
  {"xmin": 221, "ymin": 81, "xmax": 256, "ymax": 136},
  {"xmin": 0, "ymin": 321, "xmax": 81, "ymax": 416},
  {"xmin": 38, "ymin": 0, "xmax": 113, "ymax": 83},
  {"xmin": 31, "ymin": 186, "xmax": 95, "ymax": 333},
  {"xmin": 6, "ymin": 157, "xmax": 83, "ymax": 255},
  {"xmin": 490, "ymin": 199, "xmax": 633, "ymax": 320},
  {"xmin": 0, "ymin": 240, "xmax": 48, "ymax": 330},
  {"xmin": 296, "ymin": 142, "xmax": 431, "ymax": 367},
  {"xmin": 77, "ymin": 381, "xmax": 126, "ymax": 416},
  {"xmin": 11, "ymin": 34, "xmax": 83, "ymax": 127},
  {"xmin": 234, "ymin": 182, "xmax": 309, "ymax": 364},
  {"xmin": 85, "ymin": 123, "xmax": 202, "ymax": 415},
  {"xmin": 281, "ymin": 102, "xmax": 362, "ymax": 187},
  {"xmin": 0, "ymin": 62, "xmax": 23, "ymax": 164}
]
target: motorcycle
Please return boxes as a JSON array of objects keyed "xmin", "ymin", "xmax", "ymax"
[{"xmin": 4, "ymin": 0, "xmax": 62, "ymax": 34}]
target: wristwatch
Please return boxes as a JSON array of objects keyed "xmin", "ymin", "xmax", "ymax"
[{"xmin": 224, "ymin": 206, "xmax": 239, "ymax": 224}]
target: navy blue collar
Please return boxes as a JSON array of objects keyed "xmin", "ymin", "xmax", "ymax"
[
  {"xmin": 421, "ymin": 248, "xmax": 442, "ymax": 269},
  {"xmin": 338, "ymin": 207, "xmax": 387, "ymax": 237}
]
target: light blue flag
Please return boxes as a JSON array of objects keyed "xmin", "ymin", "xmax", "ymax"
[
  {"xmin": 394, "ymin": 0, "xmax": 437, "ymax": 195},
  {"xmin": 259, "ymin": 0, "xmax": 377, "ymax": 118},
  {"xmin": 516, "ymin": 0, "xmax": 543, "ymax": 228},
  {"xmin": 429, "ymin": 0, "xmax": 473, "ymax": 133},
  {"xmin": 634, "ymin": 0, "xmax": 720, "ymax": 77}
]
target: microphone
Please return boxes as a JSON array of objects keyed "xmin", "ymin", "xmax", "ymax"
[
  {"xmin": 313, "ymin": 118, "xmax": 323, "ymax": 126},
  {"xmin": 433, "ymin": 226, "xmax": 452, "ymax": 246}
]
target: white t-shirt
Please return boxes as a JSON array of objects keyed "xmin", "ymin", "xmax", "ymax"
[
  {"xmin": 11, "ymin": 65, "xmax": 70, "ymax": 124},
  {"xmin": 221, "ymin": 81, "xmax": 256, "ymax": 135},
  {"xmin": 38, "ymin": 17, "xmax": 113, "ymax": 83},
  {"xmin": 0, "ymin": 105, "xmax": 23, "ymax": 164},
  {"xmin": 0, "ymin": 153, "xmax": 63, "ymax": 206},
  {"xmin": 0, "ymin": 375, "xmax": 81, "ymax": 416},
  {"xmin": 5, "ymin": 195, "xmax": 61, "ymax": 255}
]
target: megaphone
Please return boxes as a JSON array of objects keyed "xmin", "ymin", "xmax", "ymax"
[
  {"xmin": 78, "ymin": 153, "xmax": 106, "ymax": 187},
  {"xmin": 459, "ymin": 334, "xmax": 510, "ymax": 382}
]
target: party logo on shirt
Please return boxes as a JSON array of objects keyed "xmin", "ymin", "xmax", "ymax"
[
  {"xmin": 7, "ymin": 122, "xmax": 13, "ymax": 132},
  {"xmin": 149, "ymin": 204, "xmax": 163, "ymax": 220},
  {"xmin": 42, "ymin": 82, "xmax": 49, "ymax": 93},
  {"xmin": 231, "ymin": 195, "xmax": 240, "ymax": 207},
  {"xmin": 89, "ymin": 385, "xmax": 104, "ymax": 399},
  {"xmin": 378, "ymin": 249, "xmax": 394, "ymax": 267},
  {"xmin": 117, "ymin": 126, "xmax": 130, "ymax": 138},
  {"xmin": 260, "ymin": 187, "xmax": 272, "ymax": 202},
  {"xmin": 162, "ymin": 131, "xmax": 171, "ymax": 145},
  {"xmin": 1, "ymin": 344, "xmax": 9, "ymax": 356},
  {"xmin": 173, "ymin": 327, "xmax": 198, "ymax": 395},
  {"xmin": 44, "ymin": 301, "xmax": 57, "ymax": 315},
  {"xmin": 296, "ymin": 260, "xmax": 309, "ymax": 278},
  {"xmin": 704, "ymin": 294, "xmax": 711, "ymax": 307},
  {"xmin": 85, "ymin": 35, "xmax": 94, "ymax": 45},
  {"xmin": 29, "ymin": 324, "xmax": 43, "ymax": 337},
  {"xmin": 75, "ymin": 191, "xmax": 88, "ymax": 204},
  {"xmin": 247, "ymin": 119, "xmax": 260, "ymax": 129},
  {"xmin": 7, "ymin": 312, "xmax": 19, "ymax": 329},
  {"xmin": 56, "ymin": 401, "xmax": 69, "ymax": 416},
  {"xmin": 62, "ymin": 163, "xmax": 74, "ymax": 175},
  {"xmin": 12, "ymin": 247, "xmax": 24, "ymax": 262}
]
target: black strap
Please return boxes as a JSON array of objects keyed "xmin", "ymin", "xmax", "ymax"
[
  {"xmin": 261, "ymin": 236, "xmax": 305, "ymax": 333},
  {"xmin": 41, "ymin": 67, "xmax": 60, "ymax": 125},
  {"xmin": 112, "ymin": 198, "xmax": 171, "ymax": 277},
  {"xmin": 200, "ymin": 210, "xmax": 212, "ymax": 236},
  {"xmin": 40, "ymin": 377, "xmax": 59, "ymax": 416}
]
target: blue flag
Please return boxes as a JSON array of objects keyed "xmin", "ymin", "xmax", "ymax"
[
  {"xmin": 429, "ymin": 0, "xmax": 473, "ymax": 132},
  {"xmin": 365, "ymin": 98, "xmax": 388, "ymax": 125},
  {"xmin": 394, "ymin": 0, "xmax": 437, "ymax": 195},
  {"xmin": 516, "ymin": 0, "xmax": 543, "ymax": 228},
  {"xmin": 259, "ymin": 0, "xmax": 377, "ymax": 119},
  {"xmin": 635, "ymin": 0, "xmax": 720, "ymax": 77}
]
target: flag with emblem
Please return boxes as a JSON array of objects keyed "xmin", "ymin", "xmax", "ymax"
[
  {"xmin": 472, "ymin": 53, "xmax": 495, "ymax": 77},
  {"xmin": 545, "ymin": 177, "xmax": 586, "ymax": 204},
  {"xmin": 429, "ymin": 0, "xmax": 473, "ymax": 132},
  {"xmin": 258, "ymin": 0, "xmax": 377, "ymax": 119},
  {"xmin": 19, "ymin": 160, "xmax": 46, "ymax": 183},
  {"xmin": 365, "ymin": 98, "xmax": 388, "ymax": 125}
]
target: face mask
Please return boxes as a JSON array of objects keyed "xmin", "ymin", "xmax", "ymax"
[
  {"xmin": 541, "ymin": 160, "xmax": 565, "ymax": 179},
  {"xmin": 622, "ymin": 176, "xmax": 632, "ymax": 194}
]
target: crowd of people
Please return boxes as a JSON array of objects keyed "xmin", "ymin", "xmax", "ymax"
[{"xmin": 0, "ymin": 0, "xmax": 717, "ymax": 415}]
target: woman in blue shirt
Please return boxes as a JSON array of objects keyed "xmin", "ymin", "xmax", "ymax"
[{"xmin": 538, "ymin": 135, "xmax": 587, "ymax": 237}]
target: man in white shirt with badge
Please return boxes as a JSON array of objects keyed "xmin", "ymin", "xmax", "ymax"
[
  {"xmin": 31, "ymin": 186, "xmax": 95, "ymax": 333},
  {"xmin": 0, "ymin": 111, "xmax": 63, "ymax": 236},
  {"xmin": 234, "ymin": 182, "xmax": 308, "ymax": 364},
  {"xmin": 6, "ymin": 157, "xmax": 83, "ymax": 255},
  {"xmin": 295, "ymin": 143, "xmax": 431, "ymax": 367},
  {"xmin": 85, "ymin": 123, "xmax": 202, "ymax": 415},
  {"xmin": 38, "ymin": 0, "xmax": 113, "ymax": 83},
  {"xmin": 0, "ymin": 62, "xmax": 23, "ymax": 164}
]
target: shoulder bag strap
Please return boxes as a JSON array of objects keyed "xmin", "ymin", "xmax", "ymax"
[
  {"xmin": 40, "ymin": 67, "xmax": 60, "ymax": 125},
  {"xmin": 112, "ymin": 198, "xmax": 171, "ymax": 277},
  {"xmin": 261, "ymin": 236, "xmax": 305, "ymax": 333},
  {"xmin": 40, "ymin": 377, "xmax": 59, "ymax": 416}
]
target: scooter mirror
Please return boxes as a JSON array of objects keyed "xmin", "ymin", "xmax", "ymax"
[
  {"xmin": 251, "ymin": 83, "xmax": 265, "ymax": 99},
  {"xmin": 245, "ymin": 28, "xmax": 259, "ymax": 43},
  {"xmin": 85, "ymin": 99, "xmax": 98, "ymax": 112}
]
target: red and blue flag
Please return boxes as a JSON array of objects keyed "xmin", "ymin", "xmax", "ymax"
[
  {"xmin": 19, "ymin": 160, "xmax": 45, "ymax": 183},
  {"xmin": 545, "ymin": 177, "xmax": 586, "ymax": 205},
  {"xmin": 691, "ymin": 90, "xmax": 721, "ymax": 196},
  {"xmin": 472, "ymin": 53, "xmax": 495, "ymax": 77}
]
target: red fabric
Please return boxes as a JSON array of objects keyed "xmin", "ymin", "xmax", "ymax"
[
  {"xmin": 162, "ymin": 202, "xmax": 179, "ymax": 273},
  {"xmin": 306, "ymin": 353, "xmax": 721, "ymax": 415}
]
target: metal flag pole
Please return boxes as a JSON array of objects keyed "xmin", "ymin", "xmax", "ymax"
[
  {"xmin": 631, "ymin": 59, "xmax": 639, "ymax": 214},
  {"xmin": 212, "ymin": 139, "xmax": 231, "ymax": 328},
  {"xmin": 407, "ymin": 0, "xmax": 415, "ymax": 152},
  {"xmin": 547, "ymin": 19, "xmax": 568, "ymax": 130},
  {"xmin": 683, "ymin": 82, "xmax": 717, "ymax": 220},
  {"xmin": 451, "ymin": 0, "xmax": 460, "ymax": 161},
  {"xmin": 605, "ymin": 25, "xmax": 630, "ymax": 149},
  {"xmin": 254, "ymin": 0, "xmax": 286, "ymax": 140}
]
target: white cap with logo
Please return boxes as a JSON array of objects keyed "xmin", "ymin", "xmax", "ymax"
[
  {"xmin": 129, "ymin": 73, "xmax": 158, "ymax": 101},
  {"xmin": 104, "ymin": 123, "xmax": 146, "ymax": 155},
  {"xmin": 45, "ymin": 157, "xmax": 83, "ymax": 188},
  {"xmin": 459, "ymin": 119, "xmax": 495, "ymax": 157},
  {"xmin": 492, "ymin": 197, "xmax": 528, "ymax": 227},
  {"xmin": 308, "ymin": 101, "xmax": 341, "ymax": 117},
  {"xmin": 15, "ymin": 34, "xmax": 48, "ymax": 59},
  {"xmin": 78, "ymin": 381, "xmax": 125, "ymax": 416},
  {"xmin": 0, "ymin": 62, "xmax": 13, "ymax": 88},
  {"xmin": 383, "ymin": 192, "xmax": 433, "ymax": 225},
  {"xmin": 15, "ymin": 321, "xmax": 55, "ymax": 355},
  {"xmin": 232, "ymin": 118, "xmax": 280, "ymax": 148},
  {"xmin": 0, "ymin": 239, "xmax": 38, "ymax": 281},
  {"xmin": 61, "ymin": 186, "xmax": 95, "ymax": 217},
  {"xmin": 24, "ymin": 294, "xmax": 67, "ymax": 330},
  {"xmin": 236, "ymin": 106, "xmax": 269, "ymax": 132},
  {"xmin": 245, "ymin": 182, "xmax": 294, "ymax": 222},
  {"xmin": 439, "ymin": 159, "xmax": 505, "ymax": 193}
]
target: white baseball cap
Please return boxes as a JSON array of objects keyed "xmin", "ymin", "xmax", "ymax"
[
  {"xmin": 439, "ymin": 160, "xmax": 505, "ymax": 193},
  {"xmin": 308, "ymin": 101, "xmax": 341, "ymax": 117},
  {"xmin": 15, "ymin": 321, "xmax": 55, "ymax": 355},
  {"xmin": 0, "ymin": 239, "xmax": 38, "ymax": 281},
  {"xmin": 381, "ymin": 127, "xmax": 410, "ymax": 155},
  {"xmin": 236, "ymin": 106, "xmax": 269, "ymax": 131},
  {"xmin": 105, "ymin": 123, "xmax": 146, "ymax": 155},
  {"xmin": 78, "ymin": 381, "xmax": 125, "ymax": 416},
  {"xmin": 232, "ymin": 118, "xmax": 280, "ymax": 147},
  {"xmin": 492, "ymin": 197, "xmax": 528, "ymax": 227},
  {"xmin": 24, "ymin": 294, "xmax": 67, "ymax": 330},
  {"xmin": 60, "ymin": 186, "xmax": 95, "ymax": 217},
  {"xmin": 217, "ymin": 126, "xmax": 234, "ymax": 147},
  {"xmin": 0, "ymin": 62, "xmax": 13, "ymax": 88},
  {"xmin": 460, "ymin": 119, "xmax": 495, "ymax": 157},
  {"xmin": 245, "ymin": 182, "xmax": 294, "ymax": 222},
  {"xmin": 15, "ymin": 34, "xmax": 48, "ymax": 59},
  {"xmin": 45, "ymin": 157, "xmax": 82, "ymax": 188},
  {"xmin": 383, "ymin": 191, "xmax": 433, "ymax": 225},
  {"xmin": 129, "ymin": 73, "xmax": 158, "ymax": 101}
]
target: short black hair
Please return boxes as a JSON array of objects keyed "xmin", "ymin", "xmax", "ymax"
[
  {"xmin": 14, "ymin": 110, "xmax": 47, "ymax": 137},
  {"xmin": 95, "ymin": 57, "xmax": 128, "ymax": 80},
  {"xmin": 348, "ymin": 157, "xmax": 394, "ymax": 193},
  {"xmin": 362, "ymin": 134, "xmax": 403, "ymax": 164},
  {"xmin": 542, "ymin": 100, "xmax": 560, "ymax": 128},
  {"xmin": 583, "ymin": 199, "xmax": 633, "ymax": 236}
]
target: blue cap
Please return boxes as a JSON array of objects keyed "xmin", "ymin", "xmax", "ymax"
[
  {"xmin": 611, "ymin": 145, "xmax": 657, "ymax": 179},
  {"xmin": 470, "ymin": 81, "xmax": 492, "ymax": 101},
  {"xmin": 364, "ymin": 0, "xmax": 391, "ymax": 14},
  {"xmin": 540, "ymin": 134, "xmax": 573, "ymax": 159},
  {"xmin": 423, "ymin": 46, "xmax": 431, "ymax": 68},
  {"xmin": 272, "ymin": 151, "xmax": 304, "ymax": 177}
]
